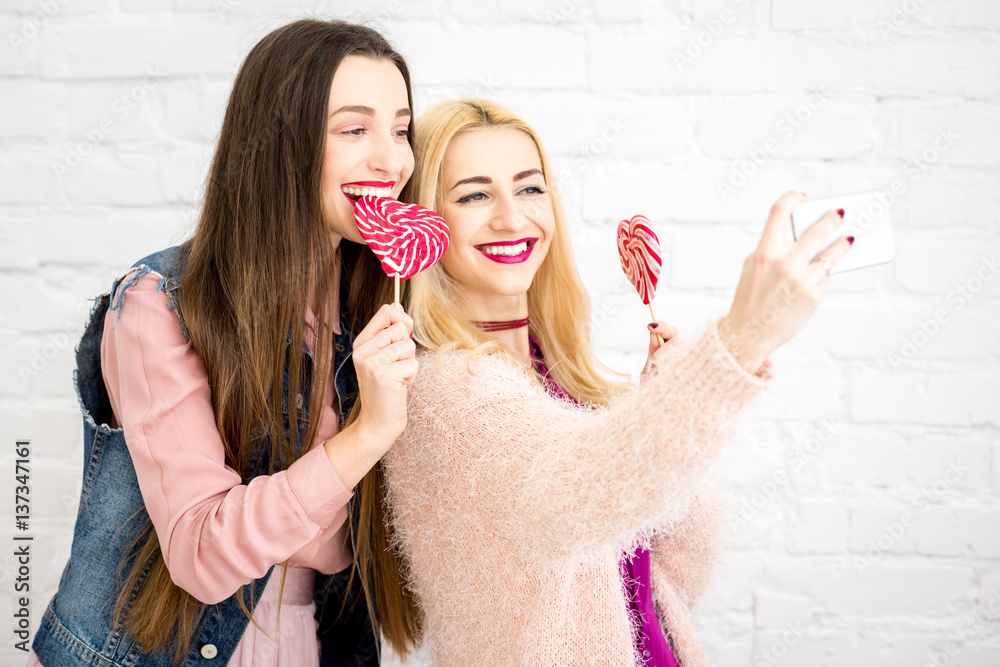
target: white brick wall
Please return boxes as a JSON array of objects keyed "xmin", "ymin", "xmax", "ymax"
[{"xmin": 1, "ymin": 1, "xmax": 997, "ymax": 665}]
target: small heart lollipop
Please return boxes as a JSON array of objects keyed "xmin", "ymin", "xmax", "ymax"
[
  {"xmin": 616, "ymin": 214, "xmax": 664, "ymax": 342},
  {"xmin": 354, "ymin": 196, "xmax": 450, "ymax": 306}
]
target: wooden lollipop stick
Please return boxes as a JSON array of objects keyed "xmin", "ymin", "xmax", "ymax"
[
  {"xmin": 394, "ymin": 275, "xmax": 401, "ymax": 310},
  {"xmin": 649, "ymin": 302, "xmax": 664, "ymax": 346}
]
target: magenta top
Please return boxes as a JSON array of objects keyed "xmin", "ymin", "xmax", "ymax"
[{"xmin": 529, "ymin": 336, "xmax": 683, "ymax": 666}]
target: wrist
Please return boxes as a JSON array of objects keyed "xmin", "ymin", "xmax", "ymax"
[{"xmin": 717, "ymin": 315, "xmax": 769, "ymax": 375}]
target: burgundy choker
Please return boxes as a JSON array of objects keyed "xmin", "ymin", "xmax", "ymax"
[{"xmin": 474, "ymin": 316, "xmax": 530, "ymax": 332}]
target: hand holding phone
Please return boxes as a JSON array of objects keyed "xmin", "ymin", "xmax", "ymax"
[{"xmin": 791, "ymin": 190, "xmax": 896, "ymax": 275}]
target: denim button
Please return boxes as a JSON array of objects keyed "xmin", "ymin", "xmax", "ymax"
[
  {"xmin": 200, "ymin": 644, "xmax": 218, "ymax": 659},
  {"xmin": 295, "ymin": 393, "xmax": 304, "ymax": 410},
  {"xmin": 335, "ymin": 343, "xmax": 344, "ymax": 352}
]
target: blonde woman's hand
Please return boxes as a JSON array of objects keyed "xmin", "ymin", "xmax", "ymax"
[
  {"xmin": 350, "ymin": 303, "xmax": 418, "ymax": 444},
  {"xmin": 640, "ymin": 321, "xmax": 688, "ymax": 380},
  {"xmin": 718, "ymin": 190, "xmax": 854, "ymax": 374}
]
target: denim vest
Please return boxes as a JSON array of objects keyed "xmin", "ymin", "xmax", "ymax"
[{"xmin": 32, "ymin": 244, "xmax": 379, "ymax": 666}]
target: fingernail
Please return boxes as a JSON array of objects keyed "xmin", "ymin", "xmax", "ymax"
[
  {"xmin": 836, "ymin": 208, "xmax": 845, "ymax": 218},
  {"xmin": 846, "ymin": 235, "xmax": 855, "ymax": 245},
  {"xmin": 648, "ymin": 322, "xmax": 657, "ymax": 329}
]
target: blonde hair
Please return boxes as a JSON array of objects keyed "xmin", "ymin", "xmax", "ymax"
[{"xmin": 408, "ymin": 98, "xmax": 629, "ymax": 405}]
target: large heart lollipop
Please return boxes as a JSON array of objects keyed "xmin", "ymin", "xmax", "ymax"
[
  {"xmin": 617, "ymin": 214, "xmax": 661, "ymax": 306},
  {"xmin": 617, "ymin": 214, "xmax": 664, "ymax": 343},
  {"xmin": 354, "ymin": 196, "xmax": 450, "ymax": 306}
]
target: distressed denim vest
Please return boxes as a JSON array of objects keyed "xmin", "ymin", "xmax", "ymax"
[{"xmin": 32, "ymin": 244, "xmax": 379, "ymax": 666}]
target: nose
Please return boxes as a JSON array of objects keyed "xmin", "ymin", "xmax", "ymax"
[
  {"xmin": 489, "ymin": 191, "xmax": 529, "ymax": 234},
  {"xmin": 366, "ymin": 129, "xmax": 404, "ymax": 176}
]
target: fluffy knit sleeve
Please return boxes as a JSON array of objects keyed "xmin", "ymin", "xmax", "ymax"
[
  {"xmin": 648, "ymin": 480, "xmax": 727, "ymax": 609},
  {"xmin": 389, "ymin": 316, "xmax": 775, "ymax": 563}
]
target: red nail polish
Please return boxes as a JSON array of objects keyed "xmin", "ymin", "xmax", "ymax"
[
  {"xmin": 648, "ymin": 322, "xmax": 657, "ymax": 329},
  {"xmin": 837, "ymin": 208, "xmax": 845, "ymax": 218},
  {"xmin": 846, "ymin": 235, "xmax": 854, "ymax": 245}
]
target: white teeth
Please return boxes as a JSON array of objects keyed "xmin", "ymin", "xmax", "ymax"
[
  {"xmin": 480, "ymin": 242, "xmax": 529, "ymax": 256},
  {"xmin": 341, "ymin": 185, "xmax": 392, "ymax": 197}
]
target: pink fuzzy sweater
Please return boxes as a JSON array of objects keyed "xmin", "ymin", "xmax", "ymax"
[{"xmin": 384, "ymin": 316, "xmax": 776, "ymax": 666}]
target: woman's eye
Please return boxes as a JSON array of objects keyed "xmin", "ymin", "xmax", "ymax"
[
  {"xmin": 341, "ymin": 128, "xmax": 365, "ymax": 136},
  {"xmin": 394, "ymin": 128, "xmax": 410, "ymax": 138},
  {"xmin": 519, "ymin": 185, "xmax": 545, "ymax": 196},
  {"xmin": 456, "ymin": 192, "xmax": 487, "ymax": 204}
]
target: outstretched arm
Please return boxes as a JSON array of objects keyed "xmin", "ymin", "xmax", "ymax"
[{"xmin": 387, "ymin": 316, "xmax": 774, "ymax": 562}]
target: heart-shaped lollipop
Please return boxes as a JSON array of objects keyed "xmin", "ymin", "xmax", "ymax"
[
  {"xmin": 353, "ymin": 196, "xmax": 450, "ymax": 305},
  {"xmin": 616, "ymin": 214, "xmax": 661, "ymax": 306}
]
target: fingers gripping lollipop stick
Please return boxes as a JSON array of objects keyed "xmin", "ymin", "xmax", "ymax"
[
  {"xmin": 354, "ymin": 196, "xmax": 450, "ymax": 308},
  {"xmin": 616, "ymin": 214, "xmax": 664, "ymax": 344}
]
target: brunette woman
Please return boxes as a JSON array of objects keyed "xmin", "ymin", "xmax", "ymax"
[{"xmin": 29, "ymin": 19, "xmax": 420, "ymax": 667}]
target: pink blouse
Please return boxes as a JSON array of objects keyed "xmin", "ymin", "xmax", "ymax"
[{"xmin": 29, "ymin": 271, "xmax": 353, "ymax": 666}]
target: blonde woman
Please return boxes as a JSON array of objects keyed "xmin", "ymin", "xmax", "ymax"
[{"xmin": 374, "ymin": 99, "xmax": 853, "ymax": 666}]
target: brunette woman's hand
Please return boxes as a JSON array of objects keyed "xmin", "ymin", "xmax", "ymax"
[
  {"xmin": 640, "ymin": 321, "xmax": 688, "ymax": 380},
  {"xmin": 718, "ymin": 190, "xmax": 854, "ymax": 374},
  {"xmin": 350, "ymin": 303, "xmax": 418, "ymax": 443}
]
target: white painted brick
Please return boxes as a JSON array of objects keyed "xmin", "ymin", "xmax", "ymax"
[
  {"xmin": 690, "ymin": 0, "xmax": 771, "ymax": 31},
  {"xmin": 0, "ymin": 405, "xmax": 81, "ymax": 459},
  {"xmin": 0, "ymin": 15, "xmax": 39, "ymax": 76},
  {"xmin": 787, "ymin": 499, "xmax": 850, "ymax": 554},
  {"xmin": 2, "ymin": 0, "xmax": 111, "ymax": 15},
  {"xmin": 38, "ymin": 17, "xmax": 246, "ymax": 78},
  {"xmin": 160, "ymin": 78, "xmax": 230, "ymax": 142},
  {"xmin": 954, "ymin": 0, "xmax": 1000, "ymax": 28},
  {"xmin": 697, "ymin": 94, "xmax": 877, "ymax": 161},
  {"xmin": 0, "ymin": 452, "xmax": 81, "ymax": 518},
  {"xmin": 499, "ymin": 91, "xmax": 698, "ymax": 163},
  {"xmin": 159, "ymin": 144, "xmax": 214, "ymax": 205},
  {"xmin": 993, "ymin": 442, "xmax": 1000, "ymax": 495},
  {"xmin": 0, "ymin": 274, "xmax": 91, "ymax": 332},
  {"xmin": 896, "ymin": 169, "xmax": 1000, "ymax": 231},
  {"xmin": 0, "ymin": 80, "xmax": 65, "ymax": 138},
  {"xmin": 819, "ymin": 432, "xmax": 990, "ymax": 490},
  {"xmin": 882, "ymin": 302, "xmax": 1000, "ymax": 364},
  {"xmin": 51, "ymin": 148, "xmax": 167, "ymax": 206},
  {"xmin": 760, "ymin": 562, "xmax": 975, "ymax": 617},
  {"xmin": 670, "ymin": 227, "xmax": 754, "ymax": 289},
  {"xmin": 851, "ymin": 505, "xmax": 1000, "ymax": 559},
  {"xmin": 64, "ymin": 79, "xmax": 166, "ymax": 143},
  {"xmin": 727, "ymin": 490, "xmax": 787, "ymax": 551},
  {"xmin": 0, "ymin": 210, "xmax": 184, "ymax": 272},
  {"xmin": 442, "ymin": 0, "xmax": 592, "ymax": 23},
  {"xmin": 119, "ymin": 0, "xmax": 173, "ymax": 11},
  {"xmin": 757, "ymin": 629, "xmax": 942, "ymax": 667},
  {"xmin": 890, "ymin": 102, "xmax": 1000, "ymax": 168},
  {"xmin": 967, "ymin": 371, "xmax": 1000, "ymax": 428},
  {"xmin": 851, "ymin": 367, "xmax": 974, "ymax": 426},
  {"xmin": 397, "ymin": 22, "xmax": 587, "ymax": 90},
  {"xmin": 892, "ymin": 232, "xmax": 1000, "ymax": 297},
  {"xmin": 772, "ymin": 0, "xmax": 954, "ymax": 31},
  {"xmin": 752, "ymin": 361, "xmax": 848, "ymax": 422}
]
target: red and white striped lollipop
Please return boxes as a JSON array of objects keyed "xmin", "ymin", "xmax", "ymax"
[
  {"xmin": 616, "ymin": 214, "xmax": 661, "ymax": 306},
  {"xmin": 354, "ymin": 196, "xmax": 450, "ymax": 306}
]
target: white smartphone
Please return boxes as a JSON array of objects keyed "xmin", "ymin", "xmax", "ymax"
[{"xmin": 790, "ymin": 190, "xmax": 896, "ymax": 275}]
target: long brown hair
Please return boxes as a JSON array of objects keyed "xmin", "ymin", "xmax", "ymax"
[{"xmin": 112, "ymin": 19, "xmax": 418, "ymax": 661}]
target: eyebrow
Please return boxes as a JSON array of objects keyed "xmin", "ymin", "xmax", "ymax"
[
  {"xmin": 329, "ymin": 105, "xmax": 411, "ymax": 119},
  {"xmin": 450, "ymin": 169, "xmax": 543, "ymax": 192}
]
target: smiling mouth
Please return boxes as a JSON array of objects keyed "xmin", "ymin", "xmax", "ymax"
[
  {"xmin": 341, "ymin": 182, "xmax": 395, "ymax": 202},
  {"xmin": 475, "ymin": 238, "xmax": 537, "ymax": 264}
]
